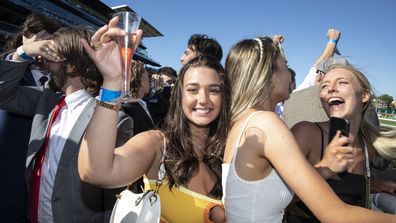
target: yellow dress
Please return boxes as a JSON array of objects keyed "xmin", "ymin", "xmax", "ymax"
[{"xmin": 144, "ymin": 178, "xmax": 222, "ymax": 223}]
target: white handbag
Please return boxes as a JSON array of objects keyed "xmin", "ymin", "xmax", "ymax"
[
  {"xmin": 109, "ymin": 187, "xmax": 161, "ymax": 223},
  {"xmin": 110, "ymin": 134, "xmax": 167, "ymax": 223}
]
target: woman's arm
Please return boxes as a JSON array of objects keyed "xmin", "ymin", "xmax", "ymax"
[
  {"xmin": 78, "ymin": 16, "xmax": 154, "ymax": 188},
  {"xmin": 79, "ymin": 111, "xmax": 161, "ymax": 188},
  {"xmin": 256, "ymin": 113, "xmax": 396, "ymax": 222}
]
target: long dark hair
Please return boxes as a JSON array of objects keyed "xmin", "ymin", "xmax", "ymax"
[{"xmin": 162, "ymin": 55, "xmax": 230, "ymax": 197}]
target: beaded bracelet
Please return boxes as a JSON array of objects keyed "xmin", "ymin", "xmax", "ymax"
[{"xmin": 96, "ymin": 100, "xmax": 121, "ymax": 111}]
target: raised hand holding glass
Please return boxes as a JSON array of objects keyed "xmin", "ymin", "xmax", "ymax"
[{"xmin": 115, "ymin": 11, "xmax": 141, "ymax": 102}]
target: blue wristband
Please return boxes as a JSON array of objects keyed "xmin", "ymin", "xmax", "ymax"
[
  {"xmin": 16, "ymin": 46, "xmax": 34, "ymax": 62},
  {"xmin": 328, "ymin": 39, "xmax": 337, "ymax": 44},
  {"xmin": 98, "ymin": 87, "xmax": 121, "ymax": 102}
]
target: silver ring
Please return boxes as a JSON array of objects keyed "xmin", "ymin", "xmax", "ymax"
[
  {"xmin": 46, "ymin": 47, "xmax": 52, "ymax": 54},
  {"xmin": 90, "ymin": 42, "xmax": 102, "ymax": 51}
]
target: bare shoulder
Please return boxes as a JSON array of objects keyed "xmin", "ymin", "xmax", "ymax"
[
  {"xmin": 123, "ymin": 130, "xmax": 164, "ymax": 154},
  {"xmin": 292, "ymin": 121, "xmax": 324, "ymax": 159},
  {"xmin": 250, "ymin": 111, "xmax": 287, "ymax": 128},
  {"xmin": 247, "ymin": 111, "xmax": 292, "ymax": 145},
  {"xmin": 291, "ymin": 121, "xmax": 318, "ymax": 136}
]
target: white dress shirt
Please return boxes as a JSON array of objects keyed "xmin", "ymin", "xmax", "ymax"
[
  {"xmin": 30, "ymin": 67, "xmax": 50, "ymax": 86},
  {"xmin": 294, "ymin": 67, "xmax": 317, "ymax": 92},
  {"xmin": 38, "ymin": 90, "xmax": 92, "ymax": 223}
]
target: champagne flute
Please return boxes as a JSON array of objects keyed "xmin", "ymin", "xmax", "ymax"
[{"xmin": 115, "ymin": 11, "xmax": 141, "ymax": 102}]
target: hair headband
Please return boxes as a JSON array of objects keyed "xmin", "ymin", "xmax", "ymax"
[{"xmin": 254, "ymin": 37, "xmax": 264, "ymax": 60}]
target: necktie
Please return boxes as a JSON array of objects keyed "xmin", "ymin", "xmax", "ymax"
[
  {"xmin": 39, "ymin": 76, "xmax": 48, "ymax": 86},
  {"xmin": 29, "ymin": 96, "xmax": 66, "ymax": 223}
]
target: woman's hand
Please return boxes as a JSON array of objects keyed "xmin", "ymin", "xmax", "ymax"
[
  {"xmin": 209, "ymin": 204, "xmax": 226, "ymax": 223},
  {"xmin": 315, "ymin": 131, "xmax": 355, "ymax": 174},
  {"xmin": 81, "ymin": 16, "xmax": 143, "ymax": 90}
]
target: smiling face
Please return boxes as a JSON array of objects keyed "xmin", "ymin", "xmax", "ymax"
[
  {"xmin": 320, "ymin": 68, "xmax": 370, "ymax": 119},
  {"xmin": 180, "ymin": 46, "xmax": 199, "ymax": 65},
  {"xmin": 271, "ymin": 56, "xmax": 292, "ymax": 104},
  {"xmin": 182, "ymin": 66, "xmax": 222, "ymax": 128}
]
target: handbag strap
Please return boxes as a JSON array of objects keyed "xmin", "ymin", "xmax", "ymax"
[
  {"xmin": 363, "ymin": 139, "xmax": 371, "ymax": 209},
  {"xmin": 158, "ymin": 133, "xmax": 166, "ymax": 181},
  {"xmin": 154, "ymin": 131, "xmax": 167, "ymax": 193}
]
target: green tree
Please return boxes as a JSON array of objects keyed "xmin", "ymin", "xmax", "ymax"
[{"xmin": 377, "ymin": 94, "xmax": 394, "ymax": 108}]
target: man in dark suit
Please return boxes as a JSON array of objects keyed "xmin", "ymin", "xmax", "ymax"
[
  {"xmin": 146, "ymin": 66, "xmax": 177, "ymax": 127},
  {"xmin": 123, "ymin": 60, "xmax": 154, "ymax": 134},
  {"xmin": 0, "ymin": 26, "xmax": 133, "ymax": 223},
  {"xmin": 0, "ymin": 13, "xmax": 60, "ymax": 222}
]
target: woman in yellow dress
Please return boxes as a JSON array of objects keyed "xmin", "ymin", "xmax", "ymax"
[{"xmin": 78, "ymin": 16, "xmax": 229, "ymax": 223}]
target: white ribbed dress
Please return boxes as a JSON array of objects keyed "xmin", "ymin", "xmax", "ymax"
[{"xmin": 222, "ymin": 112, "xmax": 294, "ymax": 223}]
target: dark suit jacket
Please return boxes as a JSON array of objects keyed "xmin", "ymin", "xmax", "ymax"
[
  {"xmin": 0, "ymin": 54, "xmax": 36, "ymax": 222},
  {"xmin": 146, "ymin": 86, "xmax": 172, "ymax": 128},
  {"xmin": 0, "ymin": 59, "xmax": 134, "ymax": 223},
  {"xmin": 122, "ymin": 102, "xmax": 154, "ymax": 135}
]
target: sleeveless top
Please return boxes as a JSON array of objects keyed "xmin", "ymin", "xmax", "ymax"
[
  {"xmin": 144, "ymin": 179, "xmax": 222, "ymax": 223},
  {"xmin": 291, "ymin": 123, "xmax": 367, "ymax": 222},
  {"xmin": 222, "ymin": 112, "xmax": 294, "ymax": 223},
  {"xmin": 144, "ymin": 133, "xmax": 222, "ymax": 223},
  {"xmin": 316, "ymin": 123, "xmax": 366, "ymax": 205}
]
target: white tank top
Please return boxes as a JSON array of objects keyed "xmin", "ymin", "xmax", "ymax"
[{"xmin": 222, "ymin": 112, "xmax": 294, "ymax": 223}]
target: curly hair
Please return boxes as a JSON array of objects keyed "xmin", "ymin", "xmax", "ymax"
[
  {"xmin": 188, "ymin": 34, "xmax": 223, "ymax": 62},
  {"xmin": 161, "ymin": 55, "xmax": 230, "ymax": 197},
  {"xmin": 130, "ymin": 60, "xmax": 146, "ymax": 97}
]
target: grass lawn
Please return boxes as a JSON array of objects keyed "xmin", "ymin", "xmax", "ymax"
[{"xmin": 380, "ymin": 119, "xmax": 396, "ymax": 127}]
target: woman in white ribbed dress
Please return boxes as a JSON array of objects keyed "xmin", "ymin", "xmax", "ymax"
[{"xmin": 222, "ymin": 36, "xmax": 396, "ymax": 222}]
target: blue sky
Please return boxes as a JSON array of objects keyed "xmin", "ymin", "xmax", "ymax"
[{"xmin": 102, "ymin": 0, "xmax": 396, "ymax": 98}]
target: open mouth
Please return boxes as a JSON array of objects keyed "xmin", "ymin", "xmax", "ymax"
[
  {"xmin": 328, "ymin": 97, "xmax": 345, "ymax": 111},
  {"xmin": 193, "ymin": 108, "xmax": 212, "ymax": 115}
]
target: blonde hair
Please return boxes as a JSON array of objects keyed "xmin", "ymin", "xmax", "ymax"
[
  {"xmin": 225, "ymin": 36, "xmax": 281, "ymax": 126},
  {"xmin": 326, "ymin": 64, "xmax": 396, "ymax": 159}
]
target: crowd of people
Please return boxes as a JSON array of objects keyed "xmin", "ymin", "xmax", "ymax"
[{"xmin": 1, "ymin": 12, "xmax": 396, "ymax": 223}]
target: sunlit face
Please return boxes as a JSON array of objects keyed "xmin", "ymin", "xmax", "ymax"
[
  {"xmin": 180, "ymin": 46, "xmax": 199, "ymax": 65},
  {"xmin": 271, "ymin": 56, "xmax": 291, "ymax": 103},
  {"xmin": 162, "ymin": 75, "xmax": 176, "ymax": 86},
  {"xmin": 320, "ymin": 68, "xmax": 369, "ymax": 119},
  {"xmin": 182, "ymin": 67, "xmax": 222, "ymax": 128}
]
